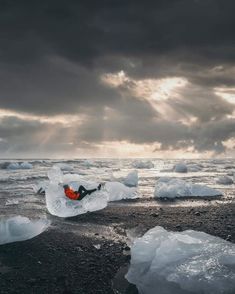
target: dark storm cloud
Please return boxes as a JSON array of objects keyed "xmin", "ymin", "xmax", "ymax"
[
  {"xmin": 0, "ymin": 0, "xmax": 234, "ymax": 114},
  {"xmin": 1, "ymin": 0, "xmax": 234, "ymax": 64},
  {"xmin": 0, "ymin": 0, "xmax": 234, "ymax": 155}
]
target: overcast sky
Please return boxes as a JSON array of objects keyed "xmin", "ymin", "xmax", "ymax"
[{"xmin": 0, "ymin": 0, "xmax": 234, "ymax": 158}]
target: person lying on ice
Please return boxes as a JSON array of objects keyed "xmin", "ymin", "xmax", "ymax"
[{"xmin": 63, "ymin": 183, "xmax": 102, "ymax": 200}]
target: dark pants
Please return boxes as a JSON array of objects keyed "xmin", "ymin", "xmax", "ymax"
[{"xmin": 77, "ymin": 185, "xmax": 97, "ymax": 200}]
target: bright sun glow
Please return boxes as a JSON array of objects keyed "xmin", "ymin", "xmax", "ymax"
[
  {"xmin": 0, "ymin": 108, "xmax": 85, "ymax": 125},
  {"xmin": 215, "ymin": 87, "xmax": 235, "ymax": 104},
  {"xmin": 101, "ymin": 71, "xmax": 188, "ymax": 101}
]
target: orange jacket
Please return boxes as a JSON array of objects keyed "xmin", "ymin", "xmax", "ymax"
[{"xmin": 64, "ymin": 187, "xmax": 80, "ymax": 200}]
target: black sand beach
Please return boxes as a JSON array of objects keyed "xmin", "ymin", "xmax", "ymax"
[{"xmin": 0, "ymin": 202, "xmax": 234, "ymax": 294}]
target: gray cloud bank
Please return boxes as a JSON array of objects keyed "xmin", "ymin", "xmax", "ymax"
[{"xmin": 0, "ymin": 0, "xmax": 234, "ymax": 157}]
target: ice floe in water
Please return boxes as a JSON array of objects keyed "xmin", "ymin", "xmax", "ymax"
[
  {"xmin": 216, "ymin": 175, "xmax": 233, "ymax": 185},
  {"xmin": 105, "ymin": 181, "xmax": 139, "ymax": 201},
  {"xmin": 154, "ymin": 177, "xmax": 222, "ymax": 198},
  {"xmin": 123, "ymin": 170, "xmax": 138, "ymax": 187},
  {"xmin": 126, "ymin": 226, "xmax": 235, "ymax": 294},
  {"xmin": 173, "ymin": 162, "xmax": 188, "ymax": 173},
  {"xmin": 6, "ymin": 162, "xmax": 33, "ymax": 170},
  {"xmin": 0, "ymin": 216, "xmax": 50, "ymax": 245}
]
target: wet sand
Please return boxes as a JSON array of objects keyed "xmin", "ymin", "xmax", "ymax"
[{"xmin": 0, "ymin": 202, "xmax": 234, "ymax": 294}]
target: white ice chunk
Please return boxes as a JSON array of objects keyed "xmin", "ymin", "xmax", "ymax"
[
  {"xmin": 124, "ymin": 170, "xmax": 138, "ymax": 187},
  {"xmin": 54, "ymin": 163, "xmax": 74, "ymax": 171},
  {"xmin": 6, "ymin": 162, "xmax": 20, "ymax": 170},
  {"xmin": 83, "ymin": 159, "xmax": 96, "ymax": 167},
  {"xmin": 20, "ymin": 162, "xmax": 33, "ymax": 169},
  {"xmin": 187, "ymin": 164, "xmax": 202, "ymax": 172},
  {"xmin": 0, "ymin": 216, "xmax": 50, "ymax": 245},
  {"xmin": 216, "ymin": 175, "xmax": 233, "ymax": 185},
  {"xmin": 105, "ymin": 181, "xmax": 139, "ymax": 201},
  {"xmin": 6, "ymin": 162, "xmax": 33, "ymax": 170},
  {"xmin": 126, "ymin": 226, "xmax": 235, "ymax": 294},
  {"xmin": 5, "ymin": 199, "xmax": 19, "ymax": 206},
  {"xmin": 132, "ymin": 160, "xmax": 154, "ymax": 169},
  {"xmin": 45, "ymin": 167, "xmax": 108, "ymax": 217},
  {"xmin": 154, "ymin": 178, "xmax": 222, "ymax": 198},
  {"xmin": 174, "ymin": 162, "xmax": 188, "ymax": 173}
]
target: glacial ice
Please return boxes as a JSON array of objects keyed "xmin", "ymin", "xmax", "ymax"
[
  {"xmin": 154, "ymin": 177, "xmax": 222, "ymax": 198},
  {"xmin": 173, "ymin": 162, "xmax": 188, "ymax": 173},
  {"xmin": 6, "ymin": 162, "xmax": 33, "ymax": 170},
  {"xmin": 45, "ymin": 167, "xmax": 141, "ymax": 216},
  {"xmin": 187, "ymin": 164, "xmax": 202, "ymax": 172},
  {"xmin": 123, "ymin": 170, "xmax": 138, "ymax": 187},
  {"xmin": 132, "ymin": 160, "xmax": 154, "ymax": 169},
  {"xmin": 105, "ymin": 181, "xmax": 139, "ymax": 201},
  {"xmin": 45, "ymin": 167, "xmax": 108, "ymax": 217},
  {"xmin": 126, "ymin": 226, "xmax": 235, "ymax": 294},
  {"xmin": 0, "ymin": 216, "xmax": 50, "ymax": 245},
  {"xmin": 216, "ymin": 175, "xmax": 233, "ymax": 185},
  {"xmin": 54, "ymin": 163, "xmax": 74, "ymax": 171}
]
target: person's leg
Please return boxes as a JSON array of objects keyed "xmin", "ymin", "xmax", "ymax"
[
  {"xmin": 77, "ymin": 185, "xmax": 98, "ymax": 200},
  {"xmin": 77, "ymin": 185, "xmax": 89, "ymax": 200}
]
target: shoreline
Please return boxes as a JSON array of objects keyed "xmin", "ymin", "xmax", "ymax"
[{"xmin": 0, "ymin": 202, "xmax": 234, "ymax": 293}]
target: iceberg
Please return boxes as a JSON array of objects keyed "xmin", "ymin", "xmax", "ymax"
[
  {"xmin": 132, "ymin": 160, "xmax": 154, "ymax": 169},
  {"xmin": 154, "ymin": 177, "xmax": 222, "ymax": 198},
  {"xmin": 216, "ymin": 176, "xmax": 233, "ymax": 185},
  {"xmin": 45, "ymin": 167, "xmax": 108, "ymax": 217},
  {"xmin": 126, "ymin": 226, "xmax": 235, "ymax": 294},
  {"xmin": 173, "ymin": 162, "xmax": 188, "ymax": 173},
  {"xmin": 105, "ymin": 181, "xmax": 139, "ymax": 201},
  {"xmin": 123, "ymin": 170, "xmax": 138, "ymax": 187},
  {"xmin": 0, "ymin": 216, "xmax": 50, "ymax": 245}
]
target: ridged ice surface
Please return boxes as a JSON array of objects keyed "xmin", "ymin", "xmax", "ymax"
[{"xmin": 126, "ymin": 226, "xmax": 235, "ymax": 294}]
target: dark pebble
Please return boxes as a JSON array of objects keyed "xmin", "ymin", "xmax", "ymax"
[{"xmin": 151, "ymin": 213, "xmax": 159, "ymax": 217}]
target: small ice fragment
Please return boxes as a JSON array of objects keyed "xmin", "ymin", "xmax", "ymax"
[
  {"xmin": 0, "ymin": 216, "xmax": 50, "ymax": 245},
  {"xmin": 6, "ymin": 162, "xmax": 20, "ymax": 170},
  {"xmin": 20, "ymin": 162, "xmax": 33, "ymax": 169},
  {"xmin": 93, "ymin": 244, "xmax": 101, "ymax": 250},
  {"xmin": 216, "ymin": 175, "xmax": 233, "ymax": 185},
  {"xmin": 5, "ymin": 199, "xmax": 19, "ymax": 206},
  {"xmin": 54, "ymin": 163, "xmax": 74, "ymax": 171},
  {"xmin": 123, "ymin": 170, "xmax": 138, "ymax": 187},
  {"xmin": 132, "ymin": 160, "xmax": 154, "ymax": 169},
  {"xmin": 173, "ymin": 162, "xmax": 188, "ymax": 173}
]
